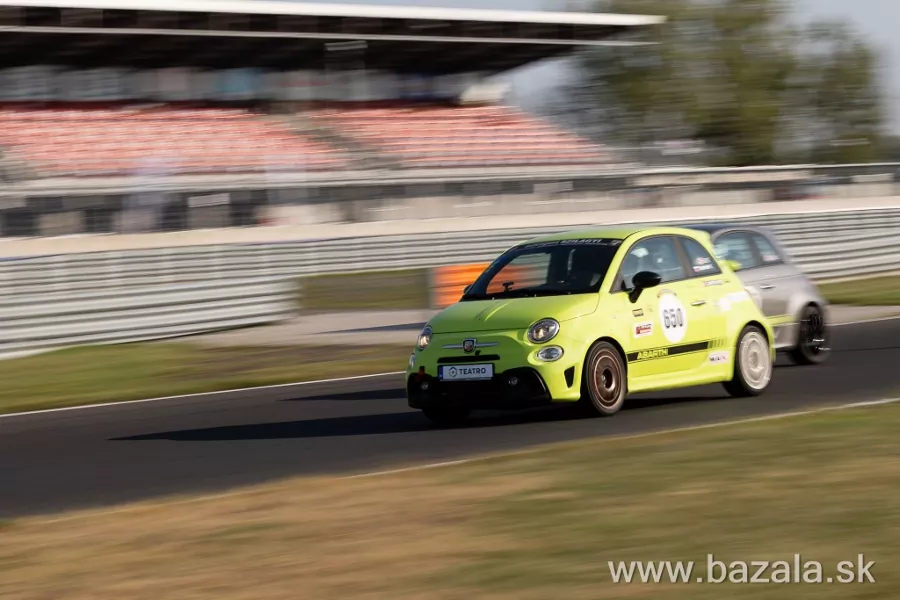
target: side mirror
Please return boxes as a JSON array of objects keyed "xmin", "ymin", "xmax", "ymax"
[
  {"xmin": 629, "ymin": 271, "xmax": 662, "ymax": 303},
  {"xmin": 463, "ymin": 284, "xmax": 471, "ymax": 294},
  {"xmin": 726, "ymin": 260, "xmax": 743, "ymax": 272}
]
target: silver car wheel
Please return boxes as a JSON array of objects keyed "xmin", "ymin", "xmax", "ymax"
[{"xmin": 739, "ymin": 331, "xmax": 772, "ymax": 391}]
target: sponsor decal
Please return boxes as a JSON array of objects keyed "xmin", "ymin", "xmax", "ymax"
[
  {"xmin": 704, "ymin": 279, "xmax": 724, "ymax": 287},
  {"xmin": 634, "ymin": 322, "xmax": 653, "ymax": 338},
  {"xmin": 659, "ymin": 293, "xmax": 688, "ymax": 344},
  {"xmin": 519, "ymin": 238, "xmax": 621, "ymax": 250},
  {"xmin": 709, "ymin": 351, "xmax": 730, "ymax": 364},
  {"xmin": 632, "ymin": 308, "xmax": 645, "ymax": 317}
]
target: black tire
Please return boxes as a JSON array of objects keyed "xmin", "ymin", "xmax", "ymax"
[
  {"xmin": 789, "ymin": 304, "xmax": 830, "ymax": 365},
  {"xmin": 579, "ymin": 341, "xmax": 628, "ymax": 417},
  {"xmin": 723, "ymin": 325, "xmax": 773, "ymax": 398},
  {"xmin": 421, "ymin": 407, "xmax": 471, "ymax": 427}
]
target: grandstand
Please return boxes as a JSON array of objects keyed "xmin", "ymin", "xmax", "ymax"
[{"xmin": 0, "ymin": 0, "xmax": 663, "ymax": 234}]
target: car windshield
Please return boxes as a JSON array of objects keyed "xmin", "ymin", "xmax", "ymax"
[{"xmin": 461, "ymin": 239, "xmax": 623, "ymax": 301}]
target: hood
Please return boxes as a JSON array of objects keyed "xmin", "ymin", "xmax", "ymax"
[{"xmin": 429, "ymin": 294, "xmax": 599, "ymax": 334}]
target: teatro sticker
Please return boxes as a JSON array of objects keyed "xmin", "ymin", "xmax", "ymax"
[{"xmin": 658, "ymin": 293, "xmax": 688, "ymax": 343}]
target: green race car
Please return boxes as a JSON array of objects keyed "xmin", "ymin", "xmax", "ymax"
[{"xmin": 406, "ymin": 225, "xmax": 776, "ymax": 425}]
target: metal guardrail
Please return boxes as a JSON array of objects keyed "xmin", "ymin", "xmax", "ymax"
[
  {"xmin": 4, "ymin": 160, "xmax": 900, "ymax": 236},
  {"xmin": 1, "ymin": 206, "xmax": 897, "ymax": 357}
]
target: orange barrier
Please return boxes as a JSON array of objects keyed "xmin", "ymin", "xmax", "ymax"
[
  {"xmin": 430, "ymin": 263, "xmax": 489, "ymax": 309},
  {"xmin": 430, "ymin": 263, "xmax": 529, "ymax": 309}
]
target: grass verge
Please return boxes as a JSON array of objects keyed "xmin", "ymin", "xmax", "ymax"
[
  {"xmin": 300, "ymin": 268, "xmax": 430, "ymax": 311},
  {"xmin": 0, "ymin": 343, "xmax": 410, "ymax": 415},
  {"xmin": 820, "ymin": 275, "xmax": 900, "ymax": 306},
  {"xmin": 3, "ymin": 403, "xmax": 899, "ymax": 598}
]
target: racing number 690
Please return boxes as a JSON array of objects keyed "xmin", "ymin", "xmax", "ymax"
[{"xmin": 663, "ymin": 308, "xmax": 684, "ymax": 329}]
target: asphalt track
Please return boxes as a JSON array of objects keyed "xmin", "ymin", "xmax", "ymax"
[{"xmin": 1, "ymin": 319, "xmax": 898, "ymax": 519}]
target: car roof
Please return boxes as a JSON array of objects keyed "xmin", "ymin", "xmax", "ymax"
[
  {"xmin": 680, "ymin": 222, "xmax": 771, "ymax": 235},
  {"xmin": 519, "ymin": 224, "xmax": 708, "ymax": 246}
]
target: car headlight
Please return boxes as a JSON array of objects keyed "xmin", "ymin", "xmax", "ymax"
[
  {"xmin": 408, "ymin": 353, "xmax": 416, "ymax": 369},
  {"xmin": 528, "ymin": 318, "xmax": 560, "ymax": 344},
  {"xmin": 416, "ymin": 325, "xmax": 433, "ymax": 351}
]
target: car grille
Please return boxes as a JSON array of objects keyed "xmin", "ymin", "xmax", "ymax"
[{"xmin": 437, "ymin": 354, "xmax": 501, "ymax": 364}]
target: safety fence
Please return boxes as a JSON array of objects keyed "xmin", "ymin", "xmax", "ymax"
[
  {"xmin": 1, "ymin": 206, "xmax": 898, "ymax": 356},
  {"xmin": 3, "ymin": 161, "xmax": 900, "ymax": 236}
]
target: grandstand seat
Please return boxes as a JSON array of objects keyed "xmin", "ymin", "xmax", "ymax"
[
  {"xmin": 0, "ymin": 104, "xmax": 350, "ymax": 177},
  {"xmin": 312, "ymin": 103, "xmax": 609, "ymax": 169}
]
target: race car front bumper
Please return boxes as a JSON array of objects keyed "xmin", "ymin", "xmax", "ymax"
[{"xmin": 406, "ymin": 366, "xmax": 558, "ymax": 411}]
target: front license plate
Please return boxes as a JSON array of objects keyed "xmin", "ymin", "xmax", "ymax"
[{"xmin": 439, "ymin": 364, "xmax": 494, "ymax": 381}]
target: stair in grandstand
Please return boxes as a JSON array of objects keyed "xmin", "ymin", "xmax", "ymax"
[{"xmin": 269, "ymin": 112, "xmax": 399, "ymax": 172}]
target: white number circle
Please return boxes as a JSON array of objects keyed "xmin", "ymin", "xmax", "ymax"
[{"xmin": 659, "ymin": 294, "xmax": 688, "ymax": 343}]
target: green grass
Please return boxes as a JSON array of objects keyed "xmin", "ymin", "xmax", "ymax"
[
  {"xmin": 4, "ymin": 403, "xmax": 900, "ymax": 598},
  {"xmin": 0, "ymin": 343, "xmax": 411, "ymax": 415},
  {"xmin": 820, "ymin": 275, "xmax": 900, "ymax": 306},
  {"xmin": 300, "ymin": 269, "xmax": 430, "ymax": 311}
]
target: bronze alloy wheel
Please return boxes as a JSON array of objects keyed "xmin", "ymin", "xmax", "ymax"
[{"xmin": 581, "ymin": 342, "xmax": 627, "ymax": 416}]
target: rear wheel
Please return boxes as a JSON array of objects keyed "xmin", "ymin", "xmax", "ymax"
[
  {"xmin": 789, "ymin": 304, "xmax": 830, "ymax": 365},
  {"xmin": 723, "ymin": 325, "xmax": 773, "ymax": 398},
  {"xmin": 579, "ymin": 342, "xmax": 627, "ymax": 417},
  {"xmin": 421, "ymin": 407, "xmax": 471, "ymax": 427}
]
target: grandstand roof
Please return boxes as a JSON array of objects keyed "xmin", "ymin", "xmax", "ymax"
[{"xmin": 0, "ymin": 0, "xmax": 664, "ymax": 73}]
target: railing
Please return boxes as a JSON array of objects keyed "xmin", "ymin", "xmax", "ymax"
[
  {"xmin": 1, "ymin": 206, "xmax": 898, "ymax": 357},
  {"xmin": 3, "ymin": 161, "xmax": 900, "ymax": 236}
]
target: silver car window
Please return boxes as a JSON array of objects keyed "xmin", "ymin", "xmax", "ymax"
[
  {"xmin": 749, "ymin": 233, "xmax": 783, "ymax": 265},
  {"xmin": 714, "ymin": 232, "xmax": 761, "ymax": 269}
]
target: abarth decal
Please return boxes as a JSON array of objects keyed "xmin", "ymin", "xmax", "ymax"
[{"xmin": 626, "ymin": 341, "xmax": 712, "ymax": 363}]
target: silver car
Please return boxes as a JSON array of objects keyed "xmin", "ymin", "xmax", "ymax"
[{"xmin": 685, "ymin": 224, "xmax": 830, "ymax": 365}]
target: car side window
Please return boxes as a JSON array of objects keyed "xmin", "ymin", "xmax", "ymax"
[
  {"xmin": 713, "ymin": 232, "xmax": 761, "ymax": 270},
  {"xmin": 680, "ymin": 237, "xmax": 722, "ymax": 277},
  {"xmin": 750, "ymin": 233, "xmax": 783, "ymax": 265},
  {"xmin": 619, "ymin": 236, "xmax": 687, "ymax": 288}
]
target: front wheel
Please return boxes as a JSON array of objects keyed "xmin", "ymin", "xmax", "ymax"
[
  {"xmin": 723, "ymin": 325, "xmax": 773, "ymax": 398},
  {"xmin": 579, "ymin": 341, "xmax": 627, "ymax": 417},
  {"xmin": 421, "ymin": 407, "xmax": 471, "ymax": 427},
  {"xmin": 789, "ymin": 304, "xmax": 830, "ymax": 365}
]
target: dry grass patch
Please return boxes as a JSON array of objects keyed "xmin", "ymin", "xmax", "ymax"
[
  {"xmin": 3, "ymin": 405, "xmax": 900, "ymax": 599},
  {"xmin": 0, "ymin": 343, "xmax": 410, "ymax": 415},
  {"xmin": 820, "ymin": 275, "xmax": 900, "ymax": 306}
]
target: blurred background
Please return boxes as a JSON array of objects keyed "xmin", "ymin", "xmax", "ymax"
[
  {"xmin": 0, "ymin": 0, "xmax": 897, "ymax": 238},
  {"xmin": 1, "ymin": 0, "xmax": 900, "ymax": 355}
]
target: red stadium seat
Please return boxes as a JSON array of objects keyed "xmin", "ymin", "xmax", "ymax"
[
  {"xmin": 0, "ymin": 104, "xmax": 351, "ymax": 177},
  {"xmin": 311, "ymin": 103, "xmax": 609, "ymax": 168}
]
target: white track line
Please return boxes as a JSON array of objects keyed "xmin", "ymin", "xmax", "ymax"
[
  {"xmin": 2, "ymin": 315, "xmax": 899, "ymax": 420},
  {"xmin": 0, "ymin": 371, "xmax": 405, "ymax": 420},
  {"xmin": 342, "ymin": 396, "xmax": 900, "ymax": 480},
  {"xmin": 832, "ymin": 315, "xmax": 900, "ymax": 327}
]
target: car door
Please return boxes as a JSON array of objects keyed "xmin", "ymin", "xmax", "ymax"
[
  {"xmin": 611, "ymin": 234, "xmax": 709, "ymax": 377},
  {"xmin": 745, "ymin": 230, "xmax": 796, "ymax": 322},
  {"xmin": 712, "ymin": 230, "xmax": 769, "ymax": 312},
  {"xmin": 676, "ymin": 234, "xmax": 729, "ymax": 352}
]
